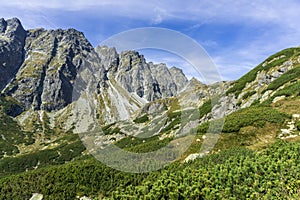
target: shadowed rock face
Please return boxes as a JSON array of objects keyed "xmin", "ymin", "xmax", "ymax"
[
  {"xmin": 0, "ymin": 18, "xmax": 189, "ymax": 114},
  {"xmin": 3, "ymin": 27, "xmax": 99, "ymax": 111},
  {"xmin": 0, "ymin": 18, "xmax": 27, "ymax": 90}
]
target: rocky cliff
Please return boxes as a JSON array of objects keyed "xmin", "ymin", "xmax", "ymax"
[
  {"xmin": 96, "ymin": 46, "xmax": 188, "ymax": 101},
  {"xmin": 0, "ymin": 18, "xmax": 188, "ymax": 123},
  {"xmin": 0, "ymin": 18, "xmax": 26, "ymax": 90}
]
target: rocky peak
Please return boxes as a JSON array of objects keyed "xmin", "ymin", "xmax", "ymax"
[
  {"xmin": 0, "ymin": 18, "xmax": 25, "ymax": 42},
  {"xmin": 169, "ymin": 66, "xmax": 189, "ymax": 91},
  {"xmin": 0, "ymin": 18, "xmax": 26, "ymax": 90},
  {"xmin": 0, "ymin": 18, "xmax": 7, "ymax": 33},
  {"xmin": 95, "ymin": 46, "xmax": 189, "ymax": 102},
  {"xmin": 3, "ymin": 20, "xmax": 100, "ymax": 111},
  {"xmin": 0, "ymin": 18, "xmax": 189, "ymax": 123},
  {"xmin": 95, "ymin": 46, "xmax": 119, "ymax": 71}
]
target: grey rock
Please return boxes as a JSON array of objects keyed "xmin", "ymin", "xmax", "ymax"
[
  {"xmin": 96, "ymin": 46, "xmax": 189, "ymax": 101},
  {"xmin": 0, "ymin": 18, "xmax": 189, "ymax": 119},
  {"xmin": 0, "ymin": 18, "xmax": 26, "ymax": 90},
  {"xmin": 30, "ymin": 193, "xmax": 43, "ymax": 200},
  {"xmin": 169, "ymin": 67, "xmax": 188, "ymax": 91},
  {"xmin": 3, "ymin": 24, "xmax": 101, "ymax": 111},
  {"xmin": 95, "ymin": 45, "xmax": 118, "ymax": 71}
]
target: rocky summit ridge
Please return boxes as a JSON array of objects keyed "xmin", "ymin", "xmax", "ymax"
[{"xmin": 0, "ymin": 18, "xmax": 189, "ymax": 123}]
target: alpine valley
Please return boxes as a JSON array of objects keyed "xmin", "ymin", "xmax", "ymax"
[{"xmin": 0, "ymin": 18, "xmax": 299, "ymax": 199}]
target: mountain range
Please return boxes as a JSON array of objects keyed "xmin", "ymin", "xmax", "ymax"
[{"xmin": 0, "ymin": 18, "xmax": 299, "ymax": 199}]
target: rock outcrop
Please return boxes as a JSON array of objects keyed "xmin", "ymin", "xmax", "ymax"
[
  {"xmin": 97, "ymin": 46, "xmax": 188, "ymax": 101},
  {"xmin": 0, "ymin": 18, "xmax": 26, "ymax": 90},
  {"xmin": 3, "ymin": 27, "xmax": 99, "ymax": 111}
]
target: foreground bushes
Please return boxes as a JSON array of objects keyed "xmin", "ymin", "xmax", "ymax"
[{"xmin": 0, "ymin": 140, "xmax": 299, "ymax": 199}]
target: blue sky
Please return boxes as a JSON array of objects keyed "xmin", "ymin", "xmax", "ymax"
[{"xmin": 1, "ymin": 0, "xmax": 300, "ymax": 81}]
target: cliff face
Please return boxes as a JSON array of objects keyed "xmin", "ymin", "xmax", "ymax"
[
  {"xmin": 96, "ymin": 46, "xmax": 188, "ymax": 102},
  {"xmin": 93, "ymin": 46, "xmax": 189, "ymax": 122},
  {"xmin": 0, "ymin": 18, "xmax": 26, "ymax": 90},
  {"xmin": 4, "ymin": 27, "xmax": 98, "ymax": 111}
]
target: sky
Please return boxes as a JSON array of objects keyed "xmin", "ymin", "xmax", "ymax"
[{"xmin": 1, "ymin": 0, "xmax": 300, "ymax": 81}]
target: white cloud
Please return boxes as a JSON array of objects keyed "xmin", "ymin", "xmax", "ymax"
[
  {"xmin": 2, "ymin": 1, "xmax": 300, "ymax": 35},
  {"xmin": 2, "ymin": 0, "xmax": 300, "ymax": 29},
  {"xmin": 1, "ymin": 0, "xmax": 300, "ymax": 81},
  {"xmin": 139, "ymin": 49, "xmax": 217, "ymax": 83}
]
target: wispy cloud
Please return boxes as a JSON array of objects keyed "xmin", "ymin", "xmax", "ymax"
[
  {"xmin": 139, "ymin": 49, "xmax": 203, "ymax": 81},
  {"xmin": 2, "ymin": 0, "xmax": 300, "ymax": 30},
  {"xmin": 1, "ymin": 0, "xmax": 300, "ymax": 81}
]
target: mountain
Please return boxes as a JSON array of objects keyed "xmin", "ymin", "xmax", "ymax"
[
  {"xmin": 0, "ymin": 18, "xmax": 188, "ymax": 122},
  {"xmin": 0, "ymin": 18, "xmax": 299, "ymax": 199}
]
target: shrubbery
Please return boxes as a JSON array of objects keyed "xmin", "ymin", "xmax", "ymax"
[
  {"xmin": 0, "ymin": 135, "xmax": 299, "ymax": 199},
  {"xmin": 199, "ymin": 99, "xmax": 212, "ymax": 119},
  {"xmin": 297, "ymin": 121, "xmax": 300, "ymax": 131},
  {"xmin": 266, "ymin": 66, "xmax": 300, "ymax": 91},
  {"xmin": 0, "ymin": 135, "xmax": 86, "ymax": 177},
  {"xmin": 242, "ymin": 91, "xmax": 256, "ymax": 100},
  {"xmin": 112, "ymin": 140, "xmax": 300, "ymax": 199},
  {"xmin": 197, "ymin": 107, "xmax": 289, "ymax": 133},
  {"xmin": 133, "ymin": 114, "xmax": 149, "ymax": 123},
  {"xmin": 261, "ymin": 80, "xmax": 300, "ymax": 105}
]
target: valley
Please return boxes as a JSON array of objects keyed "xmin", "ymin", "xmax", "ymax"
[{"xmin": 0, "ymin": 18, "xmax": 299, "ymax": 199}]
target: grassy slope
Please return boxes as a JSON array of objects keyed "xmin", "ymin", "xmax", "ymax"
[{"xmin": 226, "ymin": 47, "xmax": 300, "ymax": 97}]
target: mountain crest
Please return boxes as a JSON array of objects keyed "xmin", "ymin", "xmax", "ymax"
[{"xmin": 0, "ymin": 18, "xmax": 189, "ymax": 123}]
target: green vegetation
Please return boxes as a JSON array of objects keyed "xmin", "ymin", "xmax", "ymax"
[
  {"xmin": 112, "ymin": 141, "xmax": 300, "ymax": 199},
  {"xmin": 1, "ymin": 140, "xmax": 299, "ymax": 199},
  {"xmin": 126, "ymin": 137, "xmax": 172, "ymax": 153},
  {"xmin": 114, "ymin": 135, "xmax": 172, "ymax": 153},
  {"xmin": 102, "ymin": 123, "xmax": 123, "ymax": 135},
  {"xmin": 160, "ymin": 116, "xmax": 181, "ymax": 134},
  {"xmin": 199, "ymin": 99, "xmax": 212, "ymax": 119},
  {"xmin": 261, "ymin": 80, "xmax": 300, "ymax": 105},
  {"xmin": 222, "ymin": 107, "xmax": 288, "ymax": 133},
  {"xmin": 0, "ymin": 134, "xmax": 85, "ymax": 177},
  {"xmin": 160, "ymin": 109, "xmax": 182, "ymax": 134},
  {"xmin": 266, "ymin": 66, "xmax": 300, "ymax": 91},
  {"xmin": 0, "ymin": 157, "xmax": 147, "ymax": 199},
  {"xmin": 198, "ymin": 107, "xmax": 289, "ymax": 133},
  {"xmin": 242, "ymin": 91, "xmax": 256, "ymax": 100},
  {"xmin": 0, "ymin": 99, "xmax": 34, "ymax": 158},
  {"xmin": 226, "ymin": 47, "xmax": 300, "ymax": 97},
  {"xmin": 133, "ymin": 114, "xmax": 149, "ymax": 123},
  {"xmin": 273, "ymin": 80, "xmax": 300, "ymax": 97}
]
